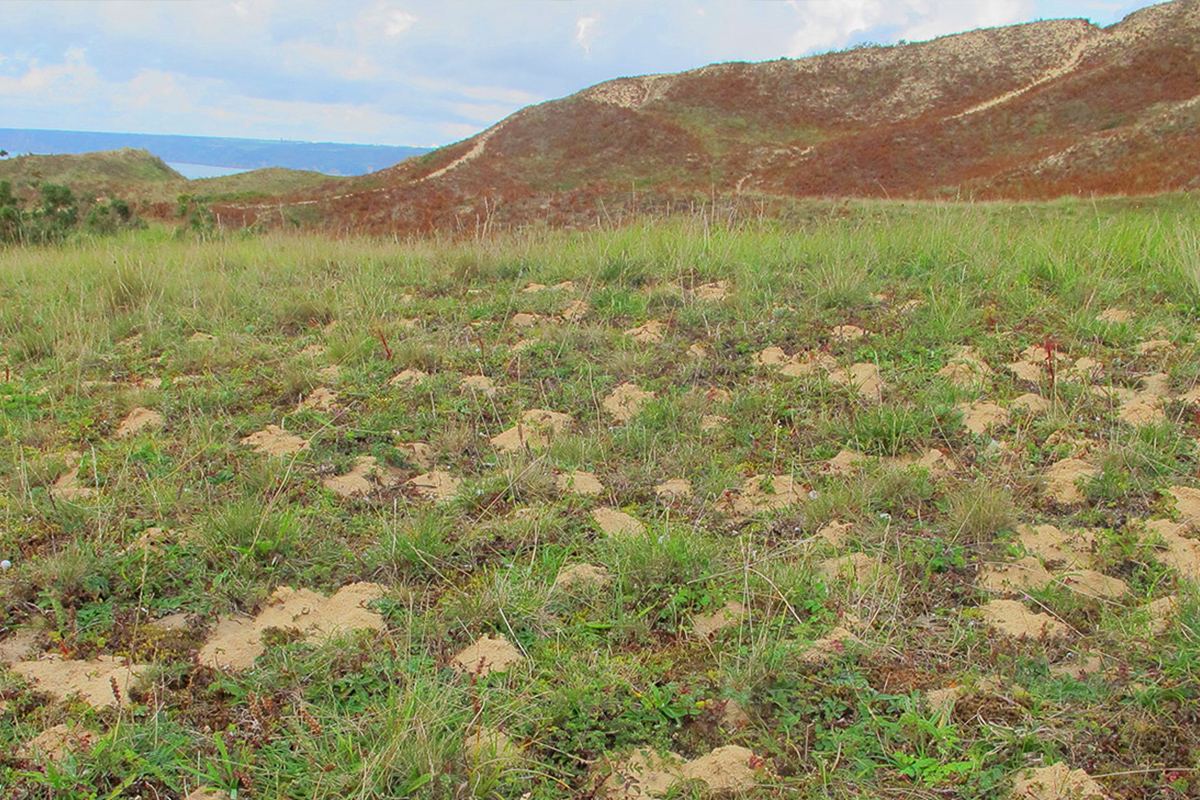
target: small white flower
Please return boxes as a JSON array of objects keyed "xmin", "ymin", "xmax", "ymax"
[
  {"xmin": 808, "ymin": 490, "xmax": 820, "ymax": 500},
  {"xmin": 0, "ymin": 560, "xmax": 11, "ymax": 570},
  {"xmin": 879, "ymin": 512, "xmax": 891, "ymax": 519}
]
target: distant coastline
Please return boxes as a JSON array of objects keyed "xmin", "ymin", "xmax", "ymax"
[{"xmin": 0, "ymin": 128, "xmax": 432, "ymax": 176}]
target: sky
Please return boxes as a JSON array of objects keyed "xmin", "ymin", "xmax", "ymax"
[{"xmin": 0, "ymin": 0, "xmax": 1165, "ymax": 148}]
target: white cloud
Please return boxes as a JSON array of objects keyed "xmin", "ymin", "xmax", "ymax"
[
  {"xmin": 385, "ymin": 10, "xmax": 418, "ymax": 36},
  {"xmin": 575, "ymin": 15, "xmax": 600, "ymax": 54}
]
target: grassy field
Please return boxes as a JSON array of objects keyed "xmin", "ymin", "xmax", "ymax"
[{"xmin": 2, "ymin": 198, "xmax": 1200, "ymax": 799}]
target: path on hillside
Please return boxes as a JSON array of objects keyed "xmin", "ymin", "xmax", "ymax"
[{"xmin": 949, "ymin": 38, "xmax": 1095, "ymax": 121}]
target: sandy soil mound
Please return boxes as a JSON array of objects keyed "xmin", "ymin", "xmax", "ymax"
[
  {"xmin": 199, "ymin": 583, "xmax": 386, "ymax": 670},
  {"xmin": 464, "ymin": 728, "xmax": 522, "ymax": 766},
  {"xmin": 691, "ymin": 600, "xmax": 748, "ymax": 637},
  {"xmin": 556, "ymin": 470, "xmax": 604, "ymax": 496},
  {"xmin": 0, "ymin": 629, "xmax": 40, "ymax": 663},
  {"xmin": 591, "ymin": 507, "xmax": 645, "ymax": 537},
  {"xmin": 510, "ymin": 312, "xmax": 546, "ymax": 328},
  {"xmin": 959, "ymin": 401, "xmax": 1009, "ymax": 435},
  {"xmin": 654, "ymin": 478, "xmax": 692, "ymax": 499},
  {"xmin": 461, "ymin": 374, "xmax": 497, "ymax": 396},
  {"xmin": 817, "ymin": 520, "xmax": 853, "ymax": 547},
  {"xmin": 1049, "ymin": 653, "xmax": 1105, "ymax": 679},
  {"xmin": 408, "ymin": 470, "xmax": 461, "ymax": 502},
  {"xmin": 978, "ymin": 556, "xmax": 1055, "ymax": 594},
  {"xmin": 12, "ymin": 655, "xmax": 149, "ymax": 707},
  {"xmin": 1146, "ymin": 595, "xmax": 1178, "ymax": 635},
  {"xmin": 240, "ymin": 425, "xmax": 309, "ymax": 456},
  {"xmin": 21, "ymin": 724, "xmax": 97, "ymax": 761},
  {"xmin": 1012, "ymin": 393, "xmax": 1050, "ymax": 414},
  {"xmin": 727, "ymin": 474, "xmax": 804, "ymax": 515},
  {"xmin": 561, "ymin": 299, "xmax": 590, "ymax": 322},
  {"xmin": 389, "ymin": 368, "xmax": 429, "ymax": 386},
  {"xmin": 829, "ymin": 362, "xmax": 884, "ymax": 400},
  {"xmin": 694, "ymin": 281, "xmax": 729, "ymax": 301},
  {"xmin": 114, "ymin": 407, "xmax": 163, "ymax": 438},
  {"xmin": 1043, "ymin": 458, "xmax": 1098, "ymax": 504},
  {"xmin": 299, "ymin": 343, "xmax": 327, "ymax": 358},
  {"xmin": 801, "ymin": 627, "xmax": 862, "ymax": 663},
  {"xmin": 490, "ymin": 409, "xmax": 573, "ymax": 452},
  {"xmin": 1097, "ymin": 308, "xmax": 1132, "ymax": 324},
  {"xmin": 824, "ymin": 449, "xmax": 866, "ymax": 476},
  {"xmin": 938, "ymin": 346, "xmax": 995, "ymax": 388},
  {"xmin": 300, "ymin": 387, "xmax": 338, "ymax": 411},
  {"xmin": 831, "ymin": 324, "xmax": 867, "ymax": 341},
  {"xmin": 1017, "ymin": 524, "xmax": 1094, "ymax": 569},
  {"xmin": 625, "ymin": 320, "xmax": 666, "ymax": 343},
  {"xmin": 819, "ymin": 553, "xmax": 892, "ymax": 589},
  {"xmin": 1144, "ymin": 519, "xmax": 1200, "ymax": 579},
  {"xmin": 324, "ymin": 456, "xmax": 401, "ymax": 498},
  {"xmin": 980, "ymin": 599, "xmax": 1068, "ymax": 640},
  {"xmin": 1167, "ymin": 485, "xmax": 1200, "ymax": 525},
  {"xmin": 396, "ymin": 441, "xmax": 435, "ymax": 469},
  {"xmin": 554, "ymin": 563, "xmax": 610, "ymax": 590},
  {"xmin": 188, "ymin": 332, "xmax": 216, "ymax": 342},
  {"xmin": 1011, "ymin": 762, "xmax": 1105, "ymax": 799},
  {"xmin": 603, "ymin": 383, "xmax": 655, "ymax": 422},
  {"xmin": 700, "ymin": 414, "xmax": 727, "ymax": 431},
  {"xmin": 50, "ymin": 452, "xmax": 94, "ymax": 501},
  {"xmin": 601, "ymin": 745, "xmax": 763, "ymax": 799},
  {"xmin": 451, "ymin": 634, "xmax": 524, "ymax": 677}
]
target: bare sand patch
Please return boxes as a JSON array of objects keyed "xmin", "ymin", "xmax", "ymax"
[
  {"xmin": 691, "ymin": 600, "xmax": 748, "ymax": 637},
  {"xmin": 817, "ymin": 520, "xmax": 853, "ymax": 547},
  {"xmin": 938, "ymin": 346, "xmax": 995, "ymax": 387},
  {"xmin": 1011, "ymin": 762, "xmax": 1105, "ymax": 799},
  {"xmin": 464, "ymin": 728, "xmax": 521, "ymax": 766},
  {"xmin": 1017, "ymin": 524, "xmax": 1094, "ymax": 569},
  {"xmin": 829, "ymin": 362, "xmax": 884, "ymax": 400},
  {"xmin": 1049, "ymin": 653, "xmax": 1105, "ymax": 679},
  {"xmin": 959, "ymin": 401, "xmax": 1009, "ymax": 435},
  {"xmin": 556, "ymin": 470, "xmax": 604, "ymax": 496},
  {"xmin": 114, "ymin": 407, "xmax": 163, "ymax": 438},
  {"xmin": 1059, "ymin": 568, "xmax": 1128, "ymax": 600},
  {"xmin": 801, "ymin": 627, "xmax": 862, "ymax": 664},
  {"xmin": 910, "ymin": 447, "xmax": 959, "ymax": 473},
  {"xmin": 1167, "ymin": 485, "xmax": 1200, "ymax": 525},
  {"xmin": 824, "ymin": 449, "xmax": 866, "ymax": 476},
  {"xmin": 694, "ymin": 281, "xmax": 729, "ymax": 301},
  {"xmin": 654, "ymin": 478, "xmax": 692, "ymax": 499},
  {"xmin": 754, "ymin": 346, "xmax": 790, "ymax": 367},
  {"xmin": 980, "ymin": 599, "xmax": 1068, "ymax": 640},
  {"xmin": 1097, "ymin": 308, "xmax": 1132, "ymax": 324},
  {"xmin": 324, "ymin": 456, "xmax": 401, "ymax": 498},
  {"xmin": 1145, "ymin": 518, "xmax": 1200, "ymax": 579},
  {"xmin": 591, "ymin": 507, "xmax": 645, "ymax": 537},
  {"xmin": 1146, "ymin": 595, "xmax": 1178, "ymax": 635},
  {"xmin": 700, "ymin": 414, "xmax": 728, "ymax": 431},
  {"xmin": 241, "ymin": 425, "xmax": 309, "ymax": 456},
  {"xmin": 831, "ymin": 324, "xmax": 867, "ymax": 341},
  {"xmin": 978, "ymin": 556, "xmax": 1055, "ymax": 594},
  {"xmin": 299, "ymin": 343, "xmax": 328, "ymax": 358},
  {"xmin": 510, "ymin": 312, "xmax": 544, "ymax": 328},
  {"xmin": 461, "ymin": 374, "xmax": 497, "ymax": 397},
  {"xmin": 396, "ymin": 441, "xmax": 435, "ymax": 470},
  {"xmin": 317, "ymin": 364, "xmax": 341, "ymax": 381},
  {"xmin": 601, "ymin": 745, "xmax": 763, "ymax": 799},
  {"xmin": 625, "ymin": 320, "xmax": 666, "ymax": 343},
  {"xmin": 389, "ymin": 368, "xmax": 429, "ymax": 386},
  {"xmin": 50, "ymin": 453, "xmax": 94, "ymax": 501},
  {"xmin": 718, "ymin": 698, "xmax": 751, "ymax": 728},
  {"xmin": 603, "ymin": 383, "xmax": 656, "ymax": 422},
  {"xmin": 1119, "ymin": 397, "xmax": 1164, "ymax": 426},
  {"xmin": 300, "ymin": 387, "xmax": 338, "ymax": 411},
  {"xmin": 1136, "ymin": 339, "xmax": 1173, "ymax": 355},
  {"xmin": 727, "ymin": 474, "xmax": 804, "ymax": 515},
  {"xmin": 22, "ymin": 724, "xmax": 97, "ymax": 762},
  {"xmin": 451, "ymin": 634, "xmax": 523, "ymax": 677},
  {"xmin": 0, "ymin": 629, "xmax": 40, "ymax": 664},
  {"xmin": 520, "ymin": 283, "xmax": 549, "ymax": 293},
  {"xmin": 1011, "ymin": 393, "xmax": 1050, "ymax": 414},
  {"xmin": 490, "ymin": 409, "xmax": 573, "ymax": 452},
  {"xmin": 1069, "ymin": 357, "xmax": 1103, "ymax": 382},
  {"xmin": 554, "ymin": 563, "xmax": 610, "ymax": 590},
  {"xmin": 12, "ymin": 655, "xmax": 149, "ymax": 707},
  {"xmin": 188, "ymin": 332, "xmax": 216, "ymax": 343},
  {"xmin": 1043, "ymin": 458, "xmax": 1098, "ymax": 504},
  {"xmin": 408, "ymin": 470, "xmax": 461, "ymax": 502},
  {"xmin": 199, "ymin": 583, "xmax": 386, "ymax": 670},
  {"xmin": 688, "ymin": 343, "xmax": 709, "ymax": 358},
  {"xmin": 926, "ymin": 686, "xmax": 962, "ymax": 717},
  {"xmin": 561, "ymin": 299, "xmax": 590, "ymax": 322},
  {"xmin": 819, "ymin": 553, "xmax": 892, "ymax": 589}
]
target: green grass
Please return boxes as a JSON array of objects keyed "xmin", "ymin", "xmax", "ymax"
[{"xmin": 2, "ymin": 197, "xmax": 1200, "ymax": 798}]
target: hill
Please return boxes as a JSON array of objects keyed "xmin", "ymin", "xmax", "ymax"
[
  {"xmin": 0, "ymin": 149, "xmax": 182, "ymax": 191},
  {"xmin": 0, "ymin": 128, "xmax": 432, "ymax": 177},
  {"xmin": 241, "ymin": 0, "xmax": 1200, "ymax": 234}
]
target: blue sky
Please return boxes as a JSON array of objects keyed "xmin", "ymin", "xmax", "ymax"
[{"xmin": 0, "ymin": 0, "xmax": 1163, "ymax": 147}]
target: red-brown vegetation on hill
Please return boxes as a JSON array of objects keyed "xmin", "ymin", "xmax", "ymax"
[{"xmin": 221, "ymin": 0, "xmax": 1200, "ymax": 234}]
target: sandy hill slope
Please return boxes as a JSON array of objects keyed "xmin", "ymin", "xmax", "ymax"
[{"xmin": 221, "ymin": 0, "xmax": 1200, "ymax": 233}]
